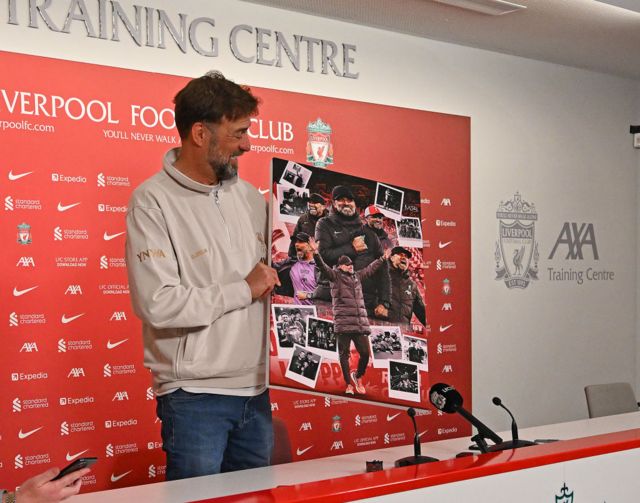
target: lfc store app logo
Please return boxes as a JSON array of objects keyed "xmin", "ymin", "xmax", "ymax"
[{"xmin": 495, "ymin": 191, "xmax": 539, "ymax": 289}]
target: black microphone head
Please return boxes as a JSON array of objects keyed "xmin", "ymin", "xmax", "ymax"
[
  {"xmin": 492, "ymin": 396, "xmax": 502, "ymax": 406},
  {"xmin": 407, "ymin": 407, "xmax": 416, "ymax": 418},
  {"xmin": 429, "ymin": 383, "xmax": 463, "ymax": 413}
]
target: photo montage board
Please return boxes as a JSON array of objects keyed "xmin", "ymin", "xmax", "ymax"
[{"xmin": 269, "ymin": 158, "xmax": 429, "ymax": 408}]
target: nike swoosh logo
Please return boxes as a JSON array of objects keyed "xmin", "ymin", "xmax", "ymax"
[
  {"xmin": 18, "ymin": 426, "xmax": 43, "ymax": 439},
  {"xmin": 440, "ymin": 324, "xmax": 453, "ymax": 332},
  {"xmin": 13, "ymin": 285, "xmax": 38, "ymax": 297},
  {"xmin": 418, "ymin": 430, "xmax": 428, "ymax": 438},
  {"xmin": 57, "ymin": 202, "xmax": 81, "ymax": 212},
  {"xmin": 387, "ymin": 413, "xmax": 401, "ymax": 422},
  {"xmin": 296, "ymin": 445, "xmax": 313, "ymax": 456},
  {"xmin": 107, "ymin": 339, "xmax": 128, "ymax": 349},
  {"xmin": 258, "ymin": 188, "xmax": 269, "ymax": 195},
  {"xmin": 61, "ymin": 313, "xmax": 84, "ymax": 324},
  {"xmin": 438, "ymin": 241, "xmax": 453, "ymax": 249},
  {"xmin": 110, "ymin": 470, "xmax": 132, "ymax": 483},
  {"xmin": 8, "ymin": 170, "xmax": 33, "ymax": 181},
  {"xmin": 66, "ymin": 449, "xmax": 89, "ymax": 461},
  {"xmin": 103, "ymin": 231, "xmax": 125, "ymax": 241}
]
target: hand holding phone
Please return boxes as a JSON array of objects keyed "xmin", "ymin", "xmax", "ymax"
[{"xmin": 52, "ymin": 457, "xmax": 97, "ymax": 481}]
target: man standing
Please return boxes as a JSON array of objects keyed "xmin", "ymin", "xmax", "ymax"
[
  {"xmin": 275, "ymin": 232, "xmax": 318, "ymax": 304},
  {"xmin": 364, "ymin": 204, "xmax": 395, "ymax": 251},
  {"xmin": 387, "ymin": 246, "xmax": 426, "ymax": 327},
  {"xmin": 126, "ymin": 71, "xmax": 279, "ymax": 481},
  {"xmin": 287, "ymin": 193, "xmax": 327, "ymax": 258},
  {"xmin": 314, "ymin": 186, "xmax": 390, "ymax": 317}
]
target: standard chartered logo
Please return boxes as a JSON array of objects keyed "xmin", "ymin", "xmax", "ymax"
[
  {"xmin": 106, "ymin": 444, "xmax": 114, "ymax": 457},
  {"xmin": 13, "ymin": 397, "xmax": 21, "ymax": 412},
  {"xmin": 146, "ymin": 387, "xmax": 154, "ymax": 400},
  {"xmin": 148, "ymin": 465, "xmax": 156, "ymax": 478},
  {"xmin": 100, "ymin": 256, "xmax": 109, "ymax": 269},
  {"xmin": 14, "ymin": 454, "xmax": 24, "ymax": 469},
  {"xmin": 54, "ymin": 226, "xmax": 63, "ymax": 240},
  {"xmin": 97, "ymin": 173, "xmax": 106, "ymax": 187},
  {"xmin": 355, "ymin": 415, "xmax": 361, "ymax": 426},
  {"xmin": 57, "ymin": 339, "xmax": 67, "ymax": 352},
  {"xmin": 103, "ymin": 364, "xmax": 112, "ymax": 377},
  {"xmin": 60, "ymin": 421, "xmax": 69, "ymax": 435},
  {"xmin": 5, "ymin": 196, "xmax": 14, "ymax": 211},
  {"xmin": 9, "ymin": 312, "xmax": 18, "ymax": 326},
  {"xmin": 384, "ymin": 433, "xmax": 390, "ymax": 444}
]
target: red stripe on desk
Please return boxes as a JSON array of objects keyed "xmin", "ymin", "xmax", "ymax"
[{"xmin": 193, "ymin": 428, "xmax": 640, "ymax": 503}]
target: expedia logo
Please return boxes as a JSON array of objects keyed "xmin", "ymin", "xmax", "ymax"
[
  {"xmin": 495, "ymin": 191, "xmax": 539, "ymax": 289},
  {"xmin": 51, "ymin": 173, "xmax": 87, "ymax": 184},
  {"xmin": 97, "ymin": 203, "xmax": 127, "ymax": 212},
  {"xmin": 437, "ymin": 427, "xmax": 458, "ymax": 435}
]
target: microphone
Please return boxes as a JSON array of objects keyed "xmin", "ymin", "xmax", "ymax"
[
  {"xmin": 394, "ymin": 407, "xmax": 439, "ymax": 467},
  {"xmin": 429, "ymin": 383, "xmax": 503, "ymax": 453},
  {"xmin": 491, "ymin": 396, "xmax": 536, "ymax": 450}
]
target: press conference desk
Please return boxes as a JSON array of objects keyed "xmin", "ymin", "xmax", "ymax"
[{"xmin": 73, "ymin": 412, "xmax": 640, "ymax": 502}]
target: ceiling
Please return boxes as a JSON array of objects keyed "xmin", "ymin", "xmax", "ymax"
[{"xmin": 242, "ymin": 0, "xmax": 640, "ymax": 81}]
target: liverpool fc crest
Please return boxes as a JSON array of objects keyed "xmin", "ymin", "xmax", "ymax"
[
  {"xmin": 17, "ymin": 223, "xmax": 31, "ymax": 245},
  {"xmin": 495, "ymin": 192, "xmax": 539, "ymax": 289},
  {"xmin": 306, "ymin": 118, "xmax": 334, "ymax": 167}
]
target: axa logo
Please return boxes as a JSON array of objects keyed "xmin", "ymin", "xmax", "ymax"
[
  {"xmin": 442, "ymin": 364, "xmax": 453, "ymax": 373},
  {"xmin": 113, "ymin": 391, "xmax": 129, "ymax": 401},
  {"xmin": 440, "ymin": 198, "xmax": 452, "ymax": 206},
  {"xmin": 299, "ymin": 422, "xmax": 312, "ymax": 431},
  {"xmin": 442, "ymin": 302, "xmax": 452, "ymax": 311},
  {"xmin": 16, "ymin": 256, "xmax": 35, "ymax": 267},
  {"xmin": 110, "ymin": 311, "xmax": 127, "ymax": 321},
  {"xmin": 67, "ymin": 367, "xmax": 85, "ymax": 378},
  {"xmin": 329, "ymin": 440, "xmax": 344, "ymax": 451},
  {"xmin": 65, "ymin": 285, "xmax": 83, "ymax": 295},
  {"xmin": 20, "ymin": 342, "xmax": 38, "ymax": 352},
  {"xmin": 549, "ymin": 222, "xmax": 599, "ymax": 260}
]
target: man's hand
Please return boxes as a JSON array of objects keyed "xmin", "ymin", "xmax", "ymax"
[
  {"xmin": 352, "ymin": 235, "xmax": 368, "ymax": 252},
  {"xmin": 374, "ymin": 304, "xmax": 389, "ymax": 319},
  {"xmin": 17, "ymin": 466, "xmax": 91, "ymax": 503},
  {"xmin": 245, "ymin": 262, "xmax": 281, "ymax": 300},
  {"xmin": 308, "ymin": 237, "xmax": 319, "ymax": 254},
  {"xmin": 296, "ymin": 291, "xmax": 309, "ymax": 300}
]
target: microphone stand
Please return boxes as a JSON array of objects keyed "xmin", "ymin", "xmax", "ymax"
[
  {"xmin": 395, "ymin": 408, "xmax": 439, "ymax": 467},
  {"xmin": 486, "ymin": 397, "xmax": 536, "ymax": 451}
]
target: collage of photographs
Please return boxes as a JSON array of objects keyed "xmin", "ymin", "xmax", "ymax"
[{"xmin": 270, "ymin": 158, "xmax": 430, "ymax": 406}]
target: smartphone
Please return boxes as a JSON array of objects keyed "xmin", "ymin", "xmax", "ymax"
[{"xmin": 52, "ymin": 457, "xmax": 97, "ymax": 481}]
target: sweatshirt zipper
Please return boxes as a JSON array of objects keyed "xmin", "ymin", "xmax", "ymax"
[{"xmin": 213, "ymin": 189, "xmax": 232, "ymax": 244}]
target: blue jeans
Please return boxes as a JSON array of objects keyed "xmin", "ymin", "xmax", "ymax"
[{"xmin": 156, "ymin": 389, "xmax": 273, "ymax": 481}]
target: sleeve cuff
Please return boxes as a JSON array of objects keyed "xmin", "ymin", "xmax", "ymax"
[{"xmin": 222, "ymin": 280, "xmax": 253, "ymax": 312}]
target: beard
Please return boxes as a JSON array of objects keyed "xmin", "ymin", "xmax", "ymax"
[
  {"xmin": 336, "ymin": 205, "xmax": 356, "ymax": 218},
  {"xmin": 208, "ymin": 141, "xmax": 240, "ymax": 181}
]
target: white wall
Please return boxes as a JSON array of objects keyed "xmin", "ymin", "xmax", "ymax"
[{"xmin": 2, "ymin": 0, "xmax": 638, "ymax": 431}]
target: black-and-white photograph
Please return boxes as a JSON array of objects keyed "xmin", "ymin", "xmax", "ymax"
[
  {"xmin": 369, "ymin": 326, "xmax": 403, "ymax": 368},
  {"xmin": 277, "ymin": 184, "xmax": 310, "ymax": 223},
  {"xmin": 374, "ymin": 182, "xmax": 404, "ymax": 221},
  {"xmin": 272, "ymin": 304, "xmax": 317, "ymax": 358},
  {"xmin": 388, "ymin": 360, "xmax": 420, "ymax": 402},
  {"xmin": 396, "ymin": 217, "xmax": 423, "ymax": 248},
  {"xmin": 306, "ymin": 317, "xmax": 337, "ymax": 360},
  {"xmin": 402, "ymin": 335, "xmax": 428, "ymax": 371},
  {"xmin": 285, "ymin": 344, "xmax": 322, "ymax": 388},
  {"xmin": 279, "ymin": 161, "xmax": 312, "ymax": 189}
]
